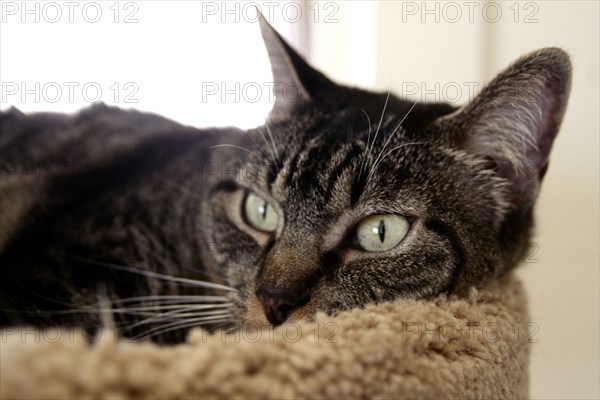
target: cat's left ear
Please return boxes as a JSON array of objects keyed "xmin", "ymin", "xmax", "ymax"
[
  {"xmin": 258, "ymin": 14, "xmax": 336, "ymax": 119},
  {"xmin": 438, "ymin": 48, "xmax": 572, "ymax": 207}
]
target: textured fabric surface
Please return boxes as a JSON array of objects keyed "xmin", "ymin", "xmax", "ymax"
[{"xmin": 0, "ymin": 274, "xmax": 530, "ymax": 399}]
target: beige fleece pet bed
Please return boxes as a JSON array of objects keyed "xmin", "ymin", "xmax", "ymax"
[{"xmin": 0, "ymin": 274, "xmax": 530, "ymax": 399}]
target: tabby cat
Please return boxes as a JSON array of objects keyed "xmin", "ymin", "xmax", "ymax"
[{"xmin": 0, "ymin": 18, "xmax": 571, "ymax": 343}]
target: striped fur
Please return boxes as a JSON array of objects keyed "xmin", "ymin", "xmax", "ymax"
[{"xmin": 0, "ymin": 23, "xmax": 571, "ymax": 342}]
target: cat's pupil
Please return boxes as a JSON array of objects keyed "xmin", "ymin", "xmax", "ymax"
[
  {"xmin": 377, "ymin": 220, "xmax": 386, "ymax": 243},
  {"xmin": 260, "ymin": 202, "xmax": 268, "ymax": 220}
]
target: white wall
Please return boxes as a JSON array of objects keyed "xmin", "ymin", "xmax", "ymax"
[
  {"xmin": 310, "ymin": 2, "xmax": 599, "ymax": 398},
  {"xmin": 0, "ymin": 1, "xmax": 301, "ymax": 129},
  {"xmin": 492, "ymin": 3, "xmax": 599, "ymax": 399}
]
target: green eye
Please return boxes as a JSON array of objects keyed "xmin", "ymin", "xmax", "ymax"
[
  {"xmin": 244, "ymin": 192, "xmax": 278, "ymax": 232},
  {"xmin": 355, "ymin": 214, "xmax": 409, "ymax": 252}
]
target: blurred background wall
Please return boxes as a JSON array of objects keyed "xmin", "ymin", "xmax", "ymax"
[{"xmin": 1, "ymin": 1, "xmax": 598, "ymax": 398}]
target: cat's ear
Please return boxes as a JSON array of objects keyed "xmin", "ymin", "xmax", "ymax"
[
  {"xmin": 439, "ymin": 48, "xmax": 571, "ymax": 207},
  {"xmin": 258, "ymin": 14, "xmax": 335, "ymax": 119}
]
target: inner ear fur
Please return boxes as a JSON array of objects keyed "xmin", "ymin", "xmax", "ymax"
[{"xmin": 437, "ymin": 48, "xmax": 572, "ymax": 207}]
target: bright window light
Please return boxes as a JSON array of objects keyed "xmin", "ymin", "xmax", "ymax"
[{"xmin": 0, "ymin": 1, "xmax": 299, "ymax": 129}]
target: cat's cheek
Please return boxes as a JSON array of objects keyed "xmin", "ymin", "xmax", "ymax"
[{"xmin": 243, "ymin": 293, "xmax": 271, "ymax": 329}]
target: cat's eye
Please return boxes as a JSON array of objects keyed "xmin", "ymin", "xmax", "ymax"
[
  {"xmin": 355, "ymin": 214, "xmax": 409, "ymax": 252},
  {"xmin": 243, "ymin": 192, "xmax": 278, "ymax": 233}
]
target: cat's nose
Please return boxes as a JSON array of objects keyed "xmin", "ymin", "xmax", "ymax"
[{"xmin": 255, "ymin": 285, "xmax": 308, "ymax": 326}]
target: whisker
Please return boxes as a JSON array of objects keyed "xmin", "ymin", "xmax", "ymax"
[
  {"xmin": 62, "ymin": 254, "xmax": 237, "ymax": 292},
  {"xmin": 132, "ymin": 315, "xmax": 231, "ymax": 341},
  {"xmin": 108, "ymin": 295, "xmax": 230, "ymax": 305},
  {"xmin": 368, "ymin": 142, "xmax": 429, "ymax": 182},
  {"xmin": 104, "ymin": 304, "xmax": 231, "ymax": 314},
  {"xmin": 135, "ymin": 318, "xmax": 232, "ymax": 343},
  {"xmin": 96, "ymin": 282, "xmax": 115, "ymax": 330},
  {"xmin": 256, "ymin": 125, "xmax": 279, "ymax": 167},
  {"xmin": 210, "ymin": 144, "xmax": 261, "ymax": 159},
  {"xmin": 264, "ymin": 122, "xmax": 281, "ymax": 166},
  {"xmin": 135, "ymin": 309, "xmax": 231, "ymax": 319},
  {"xmin": 358, "ymin": 108, "xmax": 372, "ymax": 180},
  {"xmin": 360, "ymin": 92, "xmax": 390, "ymax": 184},
  {"xmin": 368, "ymin": 91, "xmax": 391, "ymax": 158},
  {"xmin": 120, "ymin": 308, "xmax": 231, "ymax": 332},
  {"xmin": 22, "ymin": 303, "xmax": 231, "ymax": 317},
  {"xmin": 368, "ymin": 101, "xmax": 418, "ymax": 182},
  {"xmin": 362, "ymin": 108, "xmax": 373, "ymax": 148}
]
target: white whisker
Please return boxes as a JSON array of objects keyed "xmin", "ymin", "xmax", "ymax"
[
  {"xmin": 36, "ymin": 303, "xmax": 231, "ymax": 317},
  {"xmin": 264, "ymin": 123, "xmax": 281, "ymax": 166},
  {"xmin": 368, "ymin": 142, "xmax": 429, "ymax": 181},
  {"xmin": 368, "ymin": 91, "xmax": 391, "ymax": 157},
  {"xmin": 136, "ymin": 318, "xmax": 232, "ymax": 342},
  {"xmin": 137, "ymin": 309, "xmax": 231, "ymax": 319},
  {"xmin": 108, "ymin": 295, "xmax": 230, "ymax": 305},
  {"xmin": 255, "ymin": 126, "xmax": 278, "ymax": 166},
  {"xmin": 133, "ymin": 315, "xmax": 231, "ymax": 341},
  {"xmin": 360, "ymin": 92, "xmax": 390, "ymax": 183},
  {"xmin": 105, "ymin": 304, "xmax": 231, "ymax": 314},
  {"xmin": 121, "ymin": 307, "xmax": 231, "ymax": 332},
  {"xmin": 96, "ymin": 282, "xmax": 115, "ymax": 330},
  {"xmin": 368, "ymin": 101, "xmax": 418, "ymax": 182},
  {"xmin": 210, "ymin": 144, "xmax": 261, "ymax": 159},
  {"xmin": 63, "ymin": 254, "xmax": 237, "ymax": 292},
  {"xmin": 358, "ymin": 108, "xmax": 372, "ymax": 180}
]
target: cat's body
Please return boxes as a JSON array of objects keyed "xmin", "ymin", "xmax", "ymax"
[
  {"xmin": 0, "ymin": 19, "xmax": 571, "ymax": 343},
  {"xmin": 0, "ymin": 105, "xmax": 236, "ymax": 341}
]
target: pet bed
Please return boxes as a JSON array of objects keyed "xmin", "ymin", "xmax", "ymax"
[{"xmin": 0, "ymin": 274, "xmax": 530, "ymax": 399}]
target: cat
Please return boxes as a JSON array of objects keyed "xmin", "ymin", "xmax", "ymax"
[{"xmin": 0, "ymin": 18, "xmax": 571, "ymax": 344}]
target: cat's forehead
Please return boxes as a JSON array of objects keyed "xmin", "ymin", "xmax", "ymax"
[
  {"xmin": 240, "ymin": 98, "xmax": 491, "ymax": 228},
  {"xmin": 255, "ymin": 124, "xmax": 429, "ymax": 210}
]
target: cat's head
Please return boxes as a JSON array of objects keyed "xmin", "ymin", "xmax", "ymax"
[{"xmin": 204, "ymin": 18, "xmax": 571, "ymax": 327}]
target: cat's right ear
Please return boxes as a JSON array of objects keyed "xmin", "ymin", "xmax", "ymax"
[
  {"xmin": 258, "ymin": 14, "xmax": 335, "ymax": 119},
  {"xmin": 437, "ymin": 48, "xmax": 572, "ymax": 208}
]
